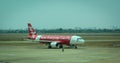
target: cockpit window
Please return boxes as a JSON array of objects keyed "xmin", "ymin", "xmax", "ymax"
[{"xmin": 77, "ymin": 38, "xmax": 82, "ymax": 42}]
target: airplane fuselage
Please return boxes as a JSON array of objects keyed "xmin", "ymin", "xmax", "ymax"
[{"xmin": 27, "ymin": 23, "xmax": 85, "ymax": 48}]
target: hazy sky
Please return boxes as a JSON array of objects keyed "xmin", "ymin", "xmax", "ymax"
[{"xmin": 0, "ymin": 0, "xmax": 120, "ymax": 29}]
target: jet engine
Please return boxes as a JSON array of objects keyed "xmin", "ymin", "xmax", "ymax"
[{"xmin": 50, "ymin": 42, "xmax": 58, "ymax": 47}]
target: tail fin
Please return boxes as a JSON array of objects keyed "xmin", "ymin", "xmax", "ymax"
[{"xmin": 28, "ymin": 23, "xmax": 38, "ymax": 40}]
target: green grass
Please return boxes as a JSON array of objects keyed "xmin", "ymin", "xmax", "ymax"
[{"xmin": 0, "ymin": 33, "xmax": 27, "ymax": 41}]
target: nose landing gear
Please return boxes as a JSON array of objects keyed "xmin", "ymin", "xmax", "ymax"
[{"xmin": 70, "ymin": 44, "xmax": 77, "ymax": 49}]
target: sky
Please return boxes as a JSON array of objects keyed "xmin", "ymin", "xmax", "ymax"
[{"xmin": 0, "ymin": 0, "xmax": 120, "ymax": 29}]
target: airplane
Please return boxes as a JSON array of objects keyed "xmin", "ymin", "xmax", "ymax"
[{"xmin": 27, "ymin": 23, "xmax": 85, "ymax": 49}]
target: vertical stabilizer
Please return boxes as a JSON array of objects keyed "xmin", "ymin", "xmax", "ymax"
[{"xmin": 28, "ymin": 23, "xmax": 38, "ymax": 40}]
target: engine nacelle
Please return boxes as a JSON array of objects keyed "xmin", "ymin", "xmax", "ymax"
[{"xmin": 50, "ymin": 42, "xmax": 58, "ymax": 47}]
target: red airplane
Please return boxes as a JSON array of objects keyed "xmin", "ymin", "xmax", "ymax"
[{"xmin": 27, "ymin": 23, "xmax": 85, "ymax": 48}]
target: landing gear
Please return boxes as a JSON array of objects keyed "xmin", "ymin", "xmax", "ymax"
[
  {"xmin": 71, "ymin": 44, "xmax": 78, "ymax": 49},
  {"xmin": 58, "ymin": 44, "xmax": 64, "ymax": 52},
  {"xmin": 48, "ymin": 45, "xmax": 52, "ymax": 48},
  {"xmin": 59, "ymin": 44, "xmax": 63, "ymax": 48},
  {"xmin": 74, "ymin": 45, "xmax": 77, "ymax": 49}
]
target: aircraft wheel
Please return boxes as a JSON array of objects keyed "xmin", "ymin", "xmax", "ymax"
[
  {"xmin": 74, "ymin": 45, "xmax": 77, "ymax": 49},
  {"xmin": 59, "ymin": 44, "xmax": 63, "ymax": 48},
  {"xmin": 48, "ymin": 45, "xmax": 52, "ymax": 48},
  {"xmin": 71, "ymin": 44, "xmax": 77, "ymax": 49}
]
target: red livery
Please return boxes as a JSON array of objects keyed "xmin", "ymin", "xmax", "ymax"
[
  {"xmin": 27, "ymin": 23, "xmax": 85, "ymax": 48},
  {"xmin": 40, "ymin": 35, "xmax": 72, "ymax": 45}
]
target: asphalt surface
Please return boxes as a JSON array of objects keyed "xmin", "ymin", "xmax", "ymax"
[{"xmin": 0, "ymin": 43, "xmax": 120, "ymax": 63}]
